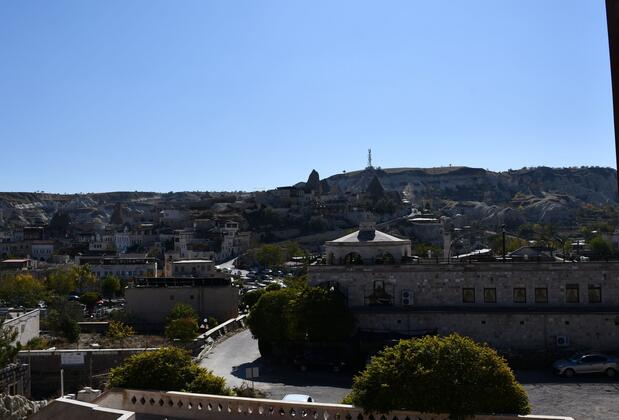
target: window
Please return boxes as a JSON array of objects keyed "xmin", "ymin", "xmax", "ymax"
[
  {"xmin": 566, "ymin": 284, "xmax": 579, "ymax": 303},
  {"xmin": 588, "ymin": 285, "xmax": 602, "ymax": 303},
  {"xmin": 535, "ymin": 288, "xmax": 548, "ymax": 303},
  {"xmin": 513, "ymin": 288, "xmax": 526, "ymax": 303},
  {"xmin": 483, "ymin": 288, "xmax": 496, "ymax": 303},
  {"xmin": 462, "ymin": 288, "xmax": 475, "ymax": 303}
]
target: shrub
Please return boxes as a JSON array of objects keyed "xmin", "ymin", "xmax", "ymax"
[
  {"xmin": 107, "ymin": 320, "xmax": 135, "ymax": 339},
  {"xmin": 109, "ymin": 347, "xmax": 230, "ymax": 395},
  {"xmin": 24, "ymin": 336, "xmax": 50, "ymax": 350},
  {"xmin": 165, "ymin": 318, "xmax": 199, "ymax": 342},
  {"xmin": 60, "ymin": 315, "xmax": 80, "ymax": 343},
  {"xmin": 207, "ymin": 317, "xmax": 219, "ymax": 329},
  {"xmin": 344, "ymin": 334, "xmax": 530, "ymax": 419},
  {"xmin": 166, "ymin": 303, "xmax": 198, "ymax": 324}
]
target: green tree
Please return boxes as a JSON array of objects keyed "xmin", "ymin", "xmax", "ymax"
[
  {"xmin": 241, "ymin": 289, "xmax": 266, "ymax": 310},
  {"xmin": 43, "ymin": 298, "xmax": 83, "ymax": 341},
  {"xmin": 72, "ymin": 265, "xmax": 98, "ymax": 293},
  {"xmin": 46, "ymin": 269, "xmax": 78, "ymax": 296},
  {"xmin": 0, "ymin": 274, "xmax": 47, "ymax": 307},
  {"xmin": 166, "ymin": 303, "xmax": 198, "ymax": 324},
  {"xmin": 256, "ymin": 244, "xmax": 284, "ymax": 268},
  {"xmin": 344, "ymin": 334, "xmax": 530, "ymax": 419},
  {"xmin": 0, "ymin": 324, "xmax": 18, "ymax": 367},
  {"xmin": 109, "ymin": 347, "xmax": 230, "ymax": 395},
  {"xmin": 60, "ymin": 315, "xmax": 81, "ymax": 343},
  {"xmin": 79, "ymin": 291, "xmax": 102, "ymax": 314},
  {"xmin": 288, "ymin": 287, "xmax": 355, "ymax": 342},
  {"xmin": 165, "ymin": 318, "xmax": 199, "ymax": 342},
  {"xmin": 101, "ymin": 275, "xmax": 122, "ymax": 298},
  {"xmin": 247, "ymin": 288, "xmax": 295, "ymax": 355},
  {"xmin": 590, "ymin": 235, "xmax": 613, "ymax": 257}
]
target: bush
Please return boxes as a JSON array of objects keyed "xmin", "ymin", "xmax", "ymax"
[
  {"xmin": 207, "ymin": 317, "xmax": 219, "ymax": 329},
  {"xmin": 109, "ymin": 347, "xmax": 230, "ymax": 395},
  {"xmin": 184, "ymin": 366, "xmax": 231, "ymax": 395},
  {"xmin": 166, "ymin": 303, "xmax": 198, "ymax": 324},
  {"xmin": 344, "ymin": 334, "xmax": 530, "ymax": 419},
  {"xmin": 107, "ymin": 320, "xmax": 135, "ymax": 339},
  {"xmin": 60, "ymin": 315, "xmax": 80, "ymax": 343},
  {"xmin": 233, "ymin": 383, "xmax": 267, "ymax": 398},
  {"xmin": 24, "ymin": 337, "xmax": 50, "ymax": 350},
  {"xmin": 165, "ymin": 318, "xmax": 199, "ymax": 342}
]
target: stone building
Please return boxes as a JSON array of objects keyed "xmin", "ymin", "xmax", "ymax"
[
  {"xmin": 310, "ymin": 223, "xmax": 619, "ymax": 353},
  {"xmin": 125, "ymin": 276, "xmax": 238, "ymax": 327},
  {"xmin": 324, "ymin": 220, "xmax": 411, "ymax": 265}
]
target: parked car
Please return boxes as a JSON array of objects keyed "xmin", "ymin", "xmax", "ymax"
[
  {"xmin": 282, "ymin": 394, "xmax": 314, "ymax": 403},
  {"xmin": 553, "ymin": 353, "xmax": 618, "ymax": 378}
]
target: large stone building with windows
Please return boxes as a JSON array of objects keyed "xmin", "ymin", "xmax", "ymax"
[{"xmin": 310, "ymin": 222, "xmax": 619, "ymax": 354}]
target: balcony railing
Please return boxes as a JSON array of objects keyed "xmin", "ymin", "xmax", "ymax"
[{"xmin": 90, "ymin": 388, "xmax": 574, "ymax": 420}]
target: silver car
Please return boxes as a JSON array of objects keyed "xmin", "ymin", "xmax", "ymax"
[{"xmin": 553, "ymin": 353, "xmax": 618, "ymax": 378}]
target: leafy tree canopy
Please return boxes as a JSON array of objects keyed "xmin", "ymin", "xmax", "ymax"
[
  {"xmin": 248, "ymin": 286, "xmax": 355, "ymax": 350},
  {"xmin": 0, "ymin": 274, "xmax": 47, "ymax": 307},
  {"xmin": 46, "ymin": 269, "xmax": 78, "ymax": 296},
  {"xmin": 256, "ymin": 244, "xmax": 284, "ymax": 268},
  {"xmin": 166, "ymin": 303, "xmax": 198, "ymax": 324},
  {"xmin": 590, "ymin": 235, "xmax": 613, "ymax": 257},
  {"xmin": 109, "ymin": 347, "xmax": 231, "ymax": 395},
  {"xmin": 165, "ymin": 318, "xmax": 199, "ymax": 342},
  {"xmin": 247, "ymin": 288, "xmax": 295, "ymax": 344},
  {"xmin": 344, "ymin": 334, "xmax": 530, "ymax": 419},
  {"xmin": 102, "ymin": 275, "xmax": 122, "ymax": 298}
]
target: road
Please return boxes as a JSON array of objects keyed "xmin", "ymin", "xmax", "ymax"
[
  {"xmin": 201, "ymin": 330, "xmax": 619, "ymax": 419},
  {"xmin": 199, "ymin": 329, "xmax": 352, "ymax": 403},
  {"xmin": 216, "ymin": 257, "xmax": 248, "ymax": 277}
]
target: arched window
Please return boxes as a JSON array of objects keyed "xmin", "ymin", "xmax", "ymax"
[{"xmin": 344, "ymin": 252, "xmax": 363, "ymax": 265}]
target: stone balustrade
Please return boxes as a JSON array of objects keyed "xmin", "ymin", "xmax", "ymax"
[{"xmin": 93, "ymin": 389, "xmax": 574, "ymax": 420}]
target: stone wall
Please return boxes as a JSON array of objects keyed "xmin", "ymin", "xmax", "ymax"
[
  {"xmin": 355, "ymin": 309, "xmax": 619, "ymax": 353},
  {"xmin": 125, "ymin": 285, "xmax": 239, "ymax": 326},
  {"xmin": 310, "ymin": 262, "xmax": 619, "ymax": 307},
  {"xmin": 310, "ymin": 262, "xmax": 619, "ymax": 352}
]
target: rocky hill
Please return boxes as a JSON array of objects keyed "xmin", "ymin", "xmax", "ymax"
[
  {"xmin": 325, "ymin": 166, "xmax": 618, "ymax": 228},
  {"xmin": 0, "ymin": 167, "xmax": 616, "ymax": 231}
]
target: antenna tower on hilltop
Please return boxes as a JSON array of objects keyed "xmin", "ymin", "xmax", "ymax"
[{"xmin": 366, "ymin": 148, "xmax": 373, "ymax": 169}]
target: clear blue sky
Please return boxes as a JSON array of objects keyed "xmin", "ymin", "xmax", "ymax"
[{"xmin": 0, "ymin": 0, "xmax": 614, "ymax": 193}]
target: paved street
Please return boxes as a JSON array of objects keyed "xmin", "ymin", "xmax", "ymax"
[
  {"xmin": 199, "ymin": 329, "xmax": 352, "ymax": 403},
  {"xmin": 201, "ymin": 330, "xmax": 619, "ymax": 419}
]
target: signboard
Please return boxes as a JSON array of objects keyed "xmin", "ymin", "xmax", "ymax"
[
  {"xmin": 245, "ymin": 367, "xmax": 259, "ymax": 380},
  {"xmin": 61, "ymin": 352, "xmax": 85, "ymax": 366}
]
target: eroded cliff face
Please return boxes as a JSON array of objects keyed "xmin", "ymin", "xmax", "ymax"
[{"xmin": 326, "ymin": 166, "xmax": 618, "ymax": 227}]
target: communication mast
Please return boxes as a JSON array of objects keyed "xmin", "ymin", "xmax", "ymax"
[{"xmin": 366, "ymin": 148, "xmax": 373, "ymax": 169}]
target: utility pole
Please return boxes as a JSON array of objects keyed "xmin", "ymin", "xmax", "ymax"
[
  {"xmin": 367, "ymin": 148, "xmax": 373, "ymax": 169},
  {"xmin": 502, "ymin": 225, "xmax": 506, "ymax": 262}
]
